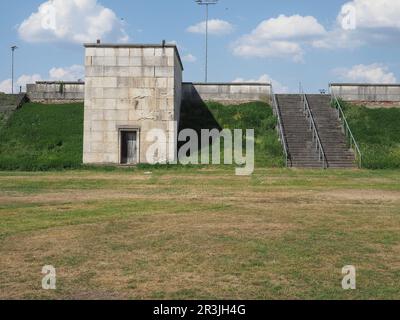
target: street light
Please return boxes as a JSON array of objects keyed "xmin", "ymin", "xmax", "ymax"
[
  {"xmin": 195, "ymin": 0, "xmax": 219, "ymax": 83},
  {"xmin": 11, "ymin": 46, "xmax": 18, "ymax": 94}
]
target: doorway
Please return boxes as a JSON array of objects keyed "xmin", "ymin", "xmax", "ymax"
[{"xmin": 120, "ymin": 130, "xmax": 138, "ymax": 165}]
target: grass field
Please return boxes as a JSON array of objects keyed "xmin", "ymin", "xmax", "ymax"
[{"xmin": 1, "ymin": 167, "xmax": 400, "ymax": 300}]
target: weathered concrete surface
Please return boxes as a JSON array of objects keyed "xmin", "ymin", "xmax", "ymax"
[
  {"xmin": 330, "ymin": 83, "xmax": 400, "ymax": 102},
  {"xmin": 27, "ymin": 81, "xmax": 84, "ymax": 103},
  {"xmin": 182, "ymin": 82, "xmax": 272, "ymax": 105},
  {"xmin": 0, "ymin": 93, "xmax": 29, "ymax": 125},
  {"xmin": 83, "ymin": 44, "xmax": 183, "ymax": 165}
]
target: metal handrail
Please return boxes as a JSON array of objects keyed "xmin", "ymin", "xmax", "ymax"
[
  {"xmin": 301, "ymin": 93, "xmax": 327, "ymax": 169},
  {"xmin": 331, "ymin": 95, "xmax": 362, "ymax": 168},
  {"xmin": 271, "ymin": 88, "xmax": 290, "ymax": 167}
]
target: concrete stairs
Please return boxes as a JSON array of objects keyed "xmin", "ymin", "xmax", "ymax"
[
  {"xmin": 276, "ymin": 94, "xmax": 356, "ymax": 168},
  {"xmin": 276, "ymin": 94, "xmax": 322, "ymax": 168},
  {"xmin": 306, "ymin": 94, "xmax": 356, "ymax": 168}
]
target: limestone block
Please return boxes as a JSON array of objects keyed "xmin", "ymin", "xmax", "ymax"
[
  {"xmin": 104, "ymin": 131, "xmax": 118, "ymax": 143},
  {"xmin": 167, "ymin": 78, "xmax": 175, "ymax": 89},
  {"xmin": 104, "ymin": 110, "xmax": 129, "ymax": 121},
  {"xmin": 102, "ymin": 98, "xmax": 117, "ymax": 109},
  {"xmin": 86, "ymin": 48, "xmax": 96, "ymax": 57},
  {"xmin": 143, "ymin": 48, "xmax": 155, "ymax": 56},
  {"xmin": 155, "ymin": 67, "xmax": 174, "ymax": 77},
  {"xmin": 129, "ymin": 48, "xmax": 143, "ymax": 56},
  {"xmin": 126, "ymin": 66, "xmax": 153, "ymax": 77},
  {"xmin": 104, "ymin": 153, "xmax": 119, "ymax": 164},
  {"xmin": 86, "ymin": 88, "xmax": 104, "ymax": 100},
  {"xmin": 103, "ymin": 88, "xmax": 130, "ymax": 99},
  {"xmin": 156, "ymin": 78, "xmax": 168, "ymax": 88},
  {"xmin": 143, "ymin": 56, "xmax": 169, "ymax": 67},
  {"xmin": 129, "ymin": 88, "xmax": 153, "ymax": 98},
  {"xmin": 91, "ymin": 110, "xmax": 104, "ymax": 121},
  {"xmin": 155, "ymin": 48, "xmax": 174, "ymax": 57},
  {"xmin": 86, "ymin": 66, "xmax": 104, "ymax": 77},
  {"xmin": 116, "ymin": 48, "xmax": 130, "ymax": 56},
  {"xmin": 117, "ymin": 57, "xmax": 131, "ymax": 67},
  {"xmin": 90, "ymin": 132, "xmax": 104, "ymax": 142},
  {"xmin": 104, "ymin": 48, "xmax": 117, "ymax": 57},
  {"xmin": 129, "ymin": 57, "xmax": 143, "ymax": 66},
  {"xmin": 85, "ymin": 56, "xmax": 93, "ymax": 66}
]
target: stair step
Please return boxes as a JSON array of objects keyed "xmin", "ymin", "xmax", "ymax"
[{"xmin": 276, "ymin": 94, "xmax": 358, "ymax": 169}]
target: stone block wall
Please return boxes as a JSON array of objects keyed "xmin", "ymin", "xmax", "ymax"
[
  {"xmin": 330, "ymin": 83, "xmax": 400, "ymax": 102},
  {"xmin": 182, "ymin": 82, "xmax": 272, "ymax": 105},
  {"xmin": 83, "ymin": 44, "xmax": 183, "ymax": 165},
  {"xmin": 27, "ymin": 81, "xmax": 84, "ymax": 103}
]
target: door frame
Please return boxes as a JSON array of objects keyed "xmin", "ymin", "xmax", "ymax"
[{"xmin": 118, "ymin": 128, "xmax": 140, "ymax": 165}]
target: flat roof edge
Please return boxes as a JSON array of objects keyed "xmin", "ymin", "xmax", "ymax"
[
  {"xmin": 34, "ymin": 81, "xmax": 84, "ymax": 85},
  {"xmin": 330, "ymin": 83, "xmax": 400, "ymax": 87},
  {"xmin": 183, "ymin": 82, "xmax": 271, "ymax": 86},
  {"xmin": 84, "ymin": 43, "xmax": 184, "ymax": 70}
]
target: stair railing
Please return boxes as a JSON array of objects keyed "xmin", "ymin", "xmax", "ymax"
[
  {"xmin": 271, "ymin": 88, "xmax": 290, "ymax": 167},
  {"xmin": 301, "ymin": 93, "xmax": 328, "ymax": 169},
  {"xmin": 331, "ymin": 95, "xmax": 362, "ymax": 168}
]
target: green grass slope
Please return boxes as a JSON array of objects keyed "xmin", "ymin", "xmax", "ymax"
[
  {"xmin": 0, "ymin": 100, "xmax": 284, "ymax": 171},
  {"xmin": 179, "ymin": 101, "xmax": 284, "ymax": 167},
  {"xmin": 342, "ymin": 102, "xmax": 400, "ymax": 169},
  {"xmin": 0, "ymin": 103, "xmax": 83, "ymax": 170}
]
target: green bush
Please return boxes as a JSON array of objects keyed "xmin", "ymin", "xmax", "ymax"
[{"xmin": 0, "ymin": 103, "xmax": 83, "ymax": 170}]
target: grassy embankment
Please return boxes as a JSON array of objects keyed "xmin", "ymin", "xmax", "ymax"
[
  {"xmin": 340, "ymin": 101, "xmax": 400, "ymax": 169},
  {"xmin": 0, "ymin": 101, "xmax": 283, "ymax": 170}
]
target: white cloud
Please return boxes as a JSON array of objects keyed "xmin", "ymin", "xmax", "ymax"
[
  {"xmin": 233, "ymin": 74, "xmax": 289, "ymax": 93},
  {"xmin": 17, "ymin": 74, "xmax": 43, "ymax": 92},
  {"xmin": 0, "ymin": 75, "xmax": 43, "ymax": 94},
  {"xmin": 0, "ymin": 64, "xmax": 84, "ymax": 94},
  {"xmin": 187, "ymin": 19, "xmax": 234, "ymax": 35},
  {"xmin": 182, "ymin": 54, "xmax": 197, "ymax": 63},
  {"xmin": 315, "ymin": 0, "xmax": 400, "ymax": 49},
  {"xmin": 334, "ymin": 63, "xmax": 397, "ymax": 83},
  {"xmin": 49, "ymin": 65, "xmax": 84, "ymax": 81},
  {"xmin": 0, "ymin": 79, "xmax": 12, "ymax": 94},
  {"xmin": 18, "ymin": 0, "xmax": 129, "ymax": 44},
  {"xmin": 233, "ymin": 15, "xmax": 326, "ymax": 62},
  {"xmin": 340, "ymin": 0, "xmax": 400, "ymax": 29}
]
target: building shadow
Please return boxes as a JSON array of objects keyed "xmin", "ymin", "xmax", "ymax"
[{"xmin": 178, "ymin": 85, "xmax": 222, "ymax": 149}]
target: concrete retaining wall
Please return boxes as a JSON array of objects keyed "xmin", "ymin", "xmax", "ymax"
[
  {"xmin": 27, "ymin": 81, "xmax": 84, "ymax": 103},
  {"xmin": 182, "ymin": 82, "xmax": 272, "ymax": 104},
  {"xmin": 330, "ymin": 83, "xmax": 400, "ymax": 102}
]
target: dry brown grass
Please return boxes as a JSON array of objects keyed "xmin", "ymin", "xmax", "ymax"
[{"xmin": 1, "ymin": 168, "xmax": 400, "ymax": 299}]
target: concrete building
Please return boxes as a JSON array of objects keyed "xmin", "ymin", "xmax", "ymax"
[
  {"xmin": 83, "ymin": 43, "xmax": 183, "ymax": 165},
  {"xmin": 24, "ymin": 42, "xmax": 271, "ymax": 166}
]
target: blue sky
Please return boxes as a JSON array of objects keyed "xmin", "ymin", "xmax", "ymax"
[{"xmin": 1, "ymin": 0, "xmax": 400, "ymax": 93}]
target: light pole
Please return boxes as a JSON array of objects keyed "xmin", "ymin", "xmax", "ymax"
[
  {"xmin": 11, "ymin": 46, "xmax": 18, "ymax": 94},
  {"xmin": 195, "ymin": 0, "xmax": 218, "ymax": 83}
]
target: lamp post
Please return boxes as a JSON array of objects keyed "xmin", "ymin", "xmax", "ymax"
[
  {"xmin": 195, "ymin": 0, "xmax": 218, "ymax": 83},
  {"xmin": 11, "ymin": 46, "xmax": 18, "ymax": 94}
]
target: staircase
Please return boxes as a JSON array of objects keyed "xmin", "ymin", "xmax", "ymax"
[
  {"xmin": 276, "ymin": 94, "xmax": 322, "ymax": 168},
  {"xmin": 306, "ymin": 94, "xmax": 356, "ymax": 168},
  {"xmin": 276, "ymin": 94, "xmax": 356, "ymax": 168}
]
